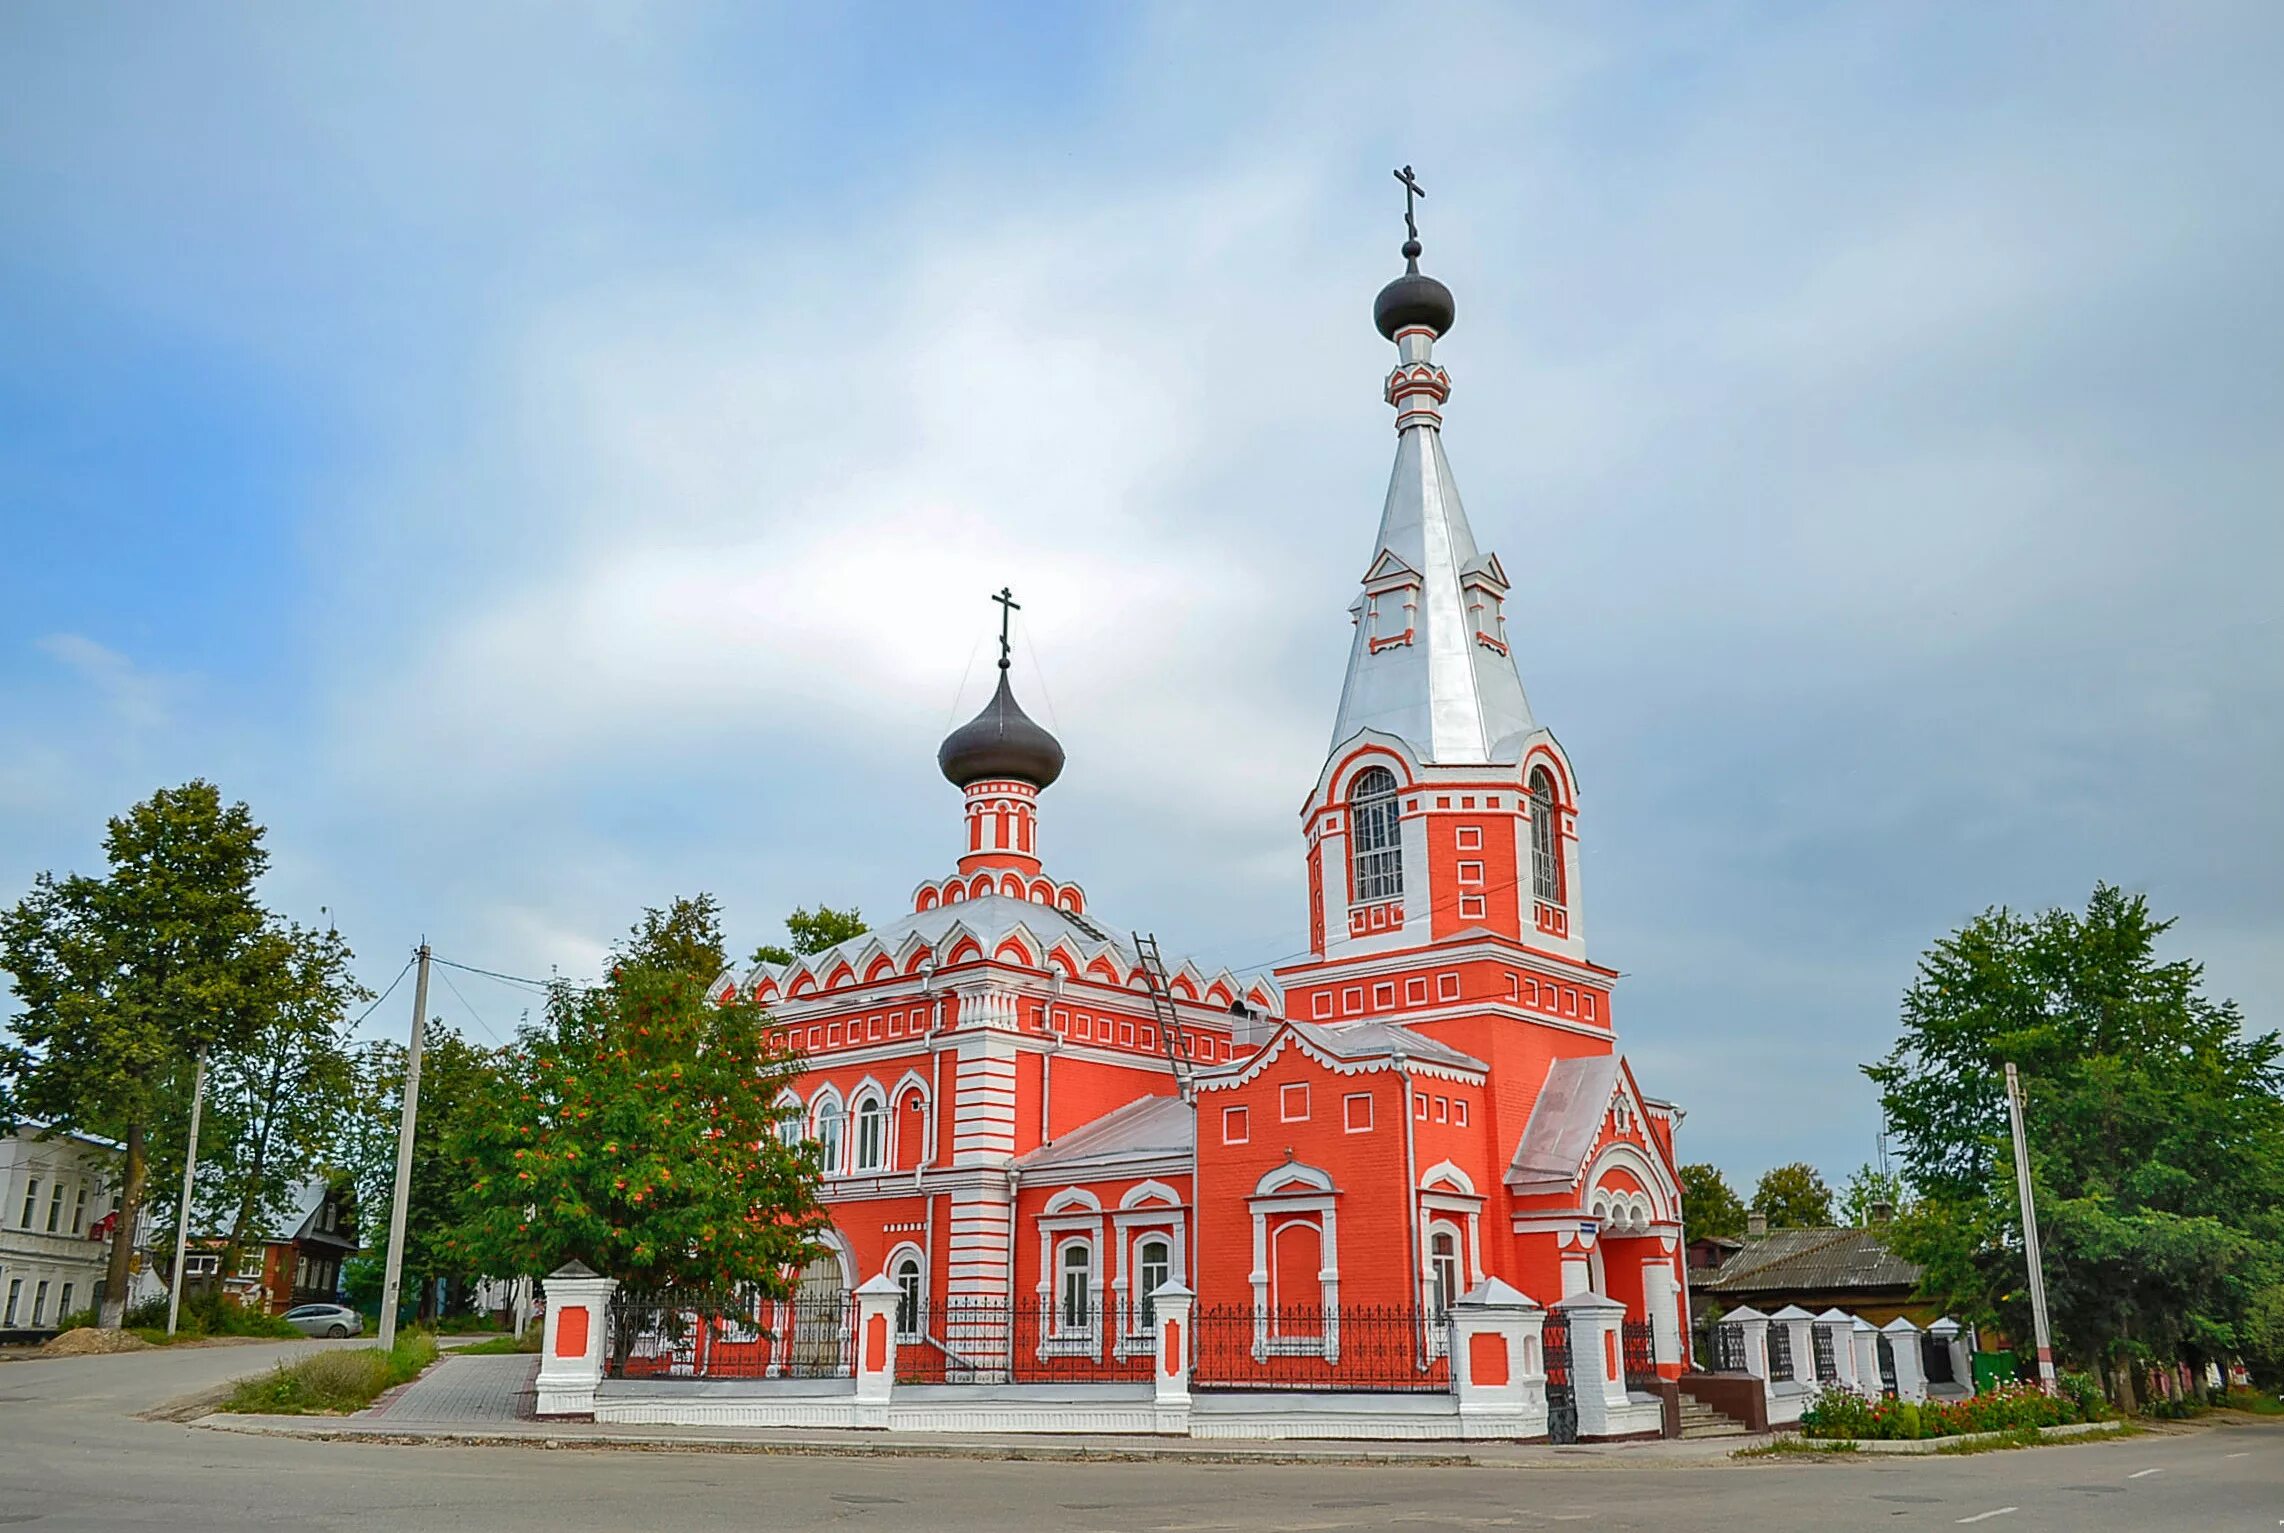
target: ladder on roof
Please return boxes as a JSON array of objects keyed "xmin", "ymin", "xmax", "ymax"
[{"xmin": 1132, "ymin": 931, "xmax": 1196, "ymax": 1096}]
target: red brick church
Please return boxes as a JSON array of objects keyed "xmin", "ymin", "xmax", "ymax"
[{"xmin": 721, "ymin": 207, "xmax": 1690, "ymax": 1388}]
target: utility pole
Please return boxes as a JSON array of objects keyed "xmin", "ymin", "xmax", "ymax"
[
  {"xmin": 2003, "ymin": 1061, "xmax": 2057, "ymax": 1393},
  {"xmin": 164, "ymin": 1047, "xmax": 209, "ymax": 1338},
  {"xmin": 378, "ymin": 942, "xmax": 432, "ymax": 1352}
]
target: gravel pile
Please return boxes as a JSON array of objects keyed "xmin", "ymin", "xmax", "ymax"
[{"xmin": 40, "ymin": 1327, "xmax": 154, "ymax": 1356}]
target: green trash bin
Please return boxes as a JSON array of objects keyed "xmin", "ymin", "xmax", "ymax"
[{"xmin": 1971, "ymin": 1350, "xmax": 2017, "ymax": 1393}]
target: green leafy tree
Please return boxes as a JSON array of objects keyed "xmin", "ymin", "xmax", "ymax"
[
  {"xmin": 1752, "ymin": 1161, "xmax": 1836, "ymax": 1228},
  {"xmin": 1867, "ymin": 885, "xmax": 2284, "ymax": 1400},
  {"xmin": 452, "ymin": 896, "xmax": 824, "ymax": 1299},
  {"xmin": 1679, "ymin": 1162, "xmax": 1748, "ymax": 1240},
  {"xmin": 0, "ymin": 782, "xmax": 277, "ymax": 1325},
  {"xmin": 339, "ymin": 1020, "xmax": 501, "ymax": 1322},
  {"xmin": 1836, "ymin": 1163, "xmax": 1908, "ymax": 1227},
  {"xmin": 751, "ymin": 903, "xmax": 865, "ymax": 967}
]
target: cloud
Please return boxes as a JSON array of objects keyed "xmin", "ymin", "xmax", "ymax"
[{"xmin": 36, "ymin": 634, "xmax": 170, "ymax": 730}]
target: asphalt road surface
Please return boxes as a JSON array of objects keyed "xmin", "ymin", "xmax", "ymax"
[{"xmin": 1, "ymin": 1341, "xmax": 2277, "ymax": 1531}]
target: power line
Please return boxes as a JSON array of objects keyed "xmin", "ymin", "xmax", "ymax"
[
  {"xmin": 434, "ymin": 965, "xmax": 511, "ymax": 1049},
  {"xmin": 348, "ymin": 956, "xmax": 417, "ymax": 1030},
  {"xmin": 429, "ymin": 954, "xmax": 562, "ymax": 993}
]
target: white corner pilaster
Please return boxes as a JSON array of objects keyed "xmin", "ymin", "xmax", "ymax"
[{"xmin": 534, "ymin": 1262, "xmax": 618, "ymax": 1417}]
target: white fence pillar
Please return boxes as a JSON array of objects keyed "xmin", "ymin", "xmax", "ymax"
[
  {"xmin": 1722, "ymin": 1305, "xmax": 1771, "ymax": 1379},
  {"xmin": 1927, "ymin": 1316, "xmax": 1972, "ymax": 1393},
  {"xmin": 1553, "ymin": 1291, "xmax": 1631, "ymax": 1441},
  {"xmin": 1883, "ymin": 1317, "xmax": 1927, "ymax": 1402},
  {"xmin": 1150, "ymin": 1280, "xmax": 1193, "ymax": 1434},
  {"xmin": 1852, "ymin": 1318, "xmax": 1884, "ymax": 1396},
  {"xmin": 535, "ymin": 1261, "xmax": 618, "ymax": 1417},
  {"xmin": 1448, "ymin": 1278, "xmax": 1547, "ymax": 1440},
  {"xmin": 852, "ymin": 1273, "xmax": 900, "ymax": 1425},
  {"xmin": 1640, "ymin": 1257, "xmax": 1682, "ymax": 1370}
]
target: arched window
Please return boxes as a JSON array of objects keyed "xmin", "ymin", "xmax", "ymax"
[
  {"xmin": 1059, "ymin": 1241, "xmax": 1093, "ymax": 1332},
  {"xmin": 775, "ymin": 1096, "xmax": 804, "ymax": 1148},
  {"xmin": 1429, "ymin": 1230, "xmax": 1461, "ymax": 1318},
  {"xmin": 815, "ymin": 1100, "xmax": 844, "ymax": 1174},
  {"xmin": 1529, "ymin": 767, "xmax": 1562, "ymax": 904},
  {"xmin": 1137, "ymin": 1238, "xmax": 1172, "ymax": 1330},
  {"xmin": 893, "ymin": 1255, "xmax": 923, "ymax": 1339},
  {"xmin": 853, "ymin": 1096, "xmax": 886, "ymax": 1172},
  {"xmin": 1349, "ymin": 766, "xmax": 1403, "ymax": 903}
]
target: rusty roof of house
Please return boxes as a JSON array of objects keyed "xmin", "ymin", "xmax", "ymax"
[{"xmin": 1694, "ymin": 1226, "xmax": 1921, "ymax": 1296}]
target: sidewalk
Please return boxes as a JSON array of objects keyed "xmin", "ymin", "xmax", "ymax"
[{"xmin": 192, "ymin": 1352, "xmax": 1773, "ymax": 1466}]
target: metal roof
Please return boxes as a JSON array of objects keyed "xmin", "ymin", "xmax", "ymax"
[
  {"xmin": 1015, "ymin": 1095, "xmax": 1193, "ymax": 1174},
  {"xmin": 1504, "ymin": 1054, "xmax": 1622, "ymax": 1194},
  {"xmin": 1287, "ymin": 1020, "xmax": 1484, "ymax": 1073},
  {"xmin": 1695, "ymin": 1227, "xmax": 1923, "ymax": 1296}
]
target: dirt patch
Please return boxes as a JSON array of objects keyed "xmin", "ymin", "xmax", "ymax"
[{"xmin": 38, "ymin": 1328, "xmax": 154, "ymax": 1357}]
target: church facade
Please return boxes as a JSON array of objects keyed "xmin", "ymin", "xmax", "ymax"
[{"xmin": 718, "ymin": 220, "xmax": 1690, "ymax": 1387}]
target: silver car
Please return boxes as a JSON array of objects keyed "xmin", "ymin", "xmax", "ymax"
[{"xmin": 281, "ymin": 1302, "xmax": 363, "ymax": 1338}]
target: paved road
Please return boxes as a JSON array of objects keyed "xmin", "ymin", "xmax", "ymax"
[{"xmin": 0, "ymin": 1343, "xmax": 2277, "ymax": 1531}]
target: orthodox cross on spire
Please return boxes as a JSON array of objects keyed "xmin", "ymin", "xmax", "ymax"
[
  {"xmin": 992, "ymin": 586, "xmax": 1020, "ymax": 671},
  {"xmin": 1393, "ymin": 164, "xmax": 1426, "ymax": 247}
]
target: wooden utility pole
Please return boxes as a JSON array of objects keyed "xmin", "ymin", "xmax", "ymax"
[
  {"xmin": 164, "ymin": 1047, "xmax": 209, "ymax": 1337},
  {"xmin": 377, "ymin": 943, "xmax": 431, "ymax": 1352},
  {"xmin": 2003, "ymin": 1062, "xmax": 2058, "ymax": 1393}
]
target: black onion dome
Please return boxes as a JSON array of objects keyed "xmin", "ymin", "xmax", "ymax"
[
  {"xmin": 938, "ymin": 669, "xmax": 1065, "ymax": 789},
  {"xmin": 1373, "ymin": 238, "xmax": 1456, "ymax": 340}
]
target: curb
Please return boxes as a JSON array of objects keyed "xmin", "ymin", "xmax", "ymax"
[
  {"xmin": 1791, "ymin": 1420, "xmax": 2129, "ymax": 1455},
  {"xmin": 186, "ymin": 1415, "xmax": 1772, "ymax": 1469}
]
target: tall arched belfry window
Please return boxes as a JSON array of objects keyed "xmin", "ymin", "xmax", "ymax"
[
  {"xmin": 1350, "ymin": 766, "xmax": 1403, "ymax": 903},
  {"xmin": 1529, "ymin": 767, "xmax": 1562, "ymax": 903}
]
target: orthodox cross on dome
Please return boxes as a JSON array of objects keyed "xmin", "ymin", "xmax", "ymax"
[
  {"xmin": 1393, "ymin": 164, "xmax": 1426, "ymax": 246},
  {"xmin": 992, "ymin": 586, "xmax": 1020, "ymax": 671}
]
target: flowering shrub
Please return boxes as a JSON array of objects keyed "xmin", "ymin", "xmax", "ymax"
[{"xmin": 1799, "ymin": 1381, "xmax": 2105, "ymax": 1440}]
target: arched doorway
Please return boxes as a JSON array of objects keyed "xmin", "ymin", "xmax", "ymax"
[{"xmin": 789, "ymin": 1249, "xmax": 850, "ymax": 1376}]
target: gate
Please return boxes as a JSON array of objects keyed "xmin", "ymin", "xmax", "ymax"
[{"xmin": 1543, "ymin": 1315, "xmax": 1578, "ymax": 1444}]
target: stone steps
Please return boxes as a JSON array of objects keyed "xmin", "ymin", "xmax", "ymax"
[{"xmin": 1677, "ymin": 1400, "xmax": 1753, "ymax": 1439}]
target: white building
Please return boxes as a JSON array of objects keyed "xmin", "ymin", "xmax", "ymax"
[{"xmin": 0, "ymin": 1124, "xmax": 120, "ymax": 1338}]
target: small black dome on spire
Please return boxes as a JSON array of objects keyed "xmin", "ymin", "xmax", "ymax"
[
  {"xmin": 938, "ymin": 668, "xmax": 1065, "ymax": 789},
  {"xmin": 1374, "ymin": 242, "xmax": 1456, "ymax": 340}
]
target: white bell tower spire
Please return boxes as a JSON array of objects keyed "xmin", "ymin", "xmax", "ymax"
[{"xmin": 1327, "ymin": 171, "xmax": 1538, "ymax": 766}]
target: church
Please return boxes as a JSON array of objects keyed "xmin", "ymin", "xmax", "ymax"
[{"xmin": 717, "ymin": 196, "xmax": 1690, "ymax": 1392}]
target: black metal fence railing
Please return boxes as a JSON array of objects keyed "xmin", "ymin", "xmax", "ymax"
[
  {"xmin": 1710, "ymin": 1321, "xmax": 1748, "ymax": 1373},
  {"xmin": 1621, "ymin": 1319, "xmax": 1658, "ymax": 1392},
  {"xmin": 1812, "ymin": 1324, "xmax": 1839, "ymax": 1383},
  {"xmin": 607, "ymin": 1288, "xmax": 855, "ymax": 1380},
  {"xmin": 1875, "ymin": 1333, "xmax": 1898, "ymax": 1396},
  {"xmin": 891, "ymin": 1295, "xmax": 1152, "ymax": 1385},
  {"xmin": 1190, "ymin": 1305, "xmax": 1451, "ymax": 1392},
  {"xmin": 1543, "ymin": 1315, "xmax": 1578, "ymax": 1444},
  {"xmin": 1767, "ymin": 1321, "xmax": 1794, "ymax": 1382},
  {"xmin": 1921, "ymin": 1331, "xmax": 1955, "ymax": 1384}
]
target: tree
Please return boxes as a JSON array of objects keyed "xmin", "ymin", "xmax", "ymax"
[
  {"xmin": 339, "ymin": 1021, "xmax": 501, "ymax": 1322},
  {"xmin": 751, "ymin": 903, "xmax": 865, "ymax": 968},
  {"xmin": 452, "ymin": 896, "xmax": 824, "ymax": 1300},
  {"xmin": 1752, "ymin": 1162, "xmax": 1835, "ymax": 1228},
  {"xmin": 1867, "ymin": 885, "xmax": 2284, "ymax": 1398},
  {"xmin": 1679, "ymin": 1162, "xmax": 1747, "ymax": 1241},
  {"xmin": 1836, "ymin": 1163, "xmax": 1907, "ymax": 1228},
  {"xmin": 0, "ymin": 782, "xmax": 277, "ymax": 1325}
]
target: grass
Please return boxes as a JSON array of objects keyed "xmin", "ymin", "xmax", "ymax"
[
  {"xmin": 1932, "ymin": 1422, "xmax": 2136, "ymax": 1456},
  {"xmin": 218, "ymin": 1332, "xmax": 438, "ymax": 1415},
  {"xmin": 1732, "ymin": 1438, "xmax": 1860, "ymax": 1459},
  {"xmin": 452, "ymin": 1332, "xmax": 539, "ymax": 1356},
  {"xmin": 2220, "ymin": 1387, "xmax": 2283, "ymax": 1416}
]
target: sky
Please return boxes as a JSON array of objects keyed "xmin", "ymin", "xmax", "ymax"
[{"xmin": 3, "ymin": 3, "xmax": 2279, "ymax": 1193}]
